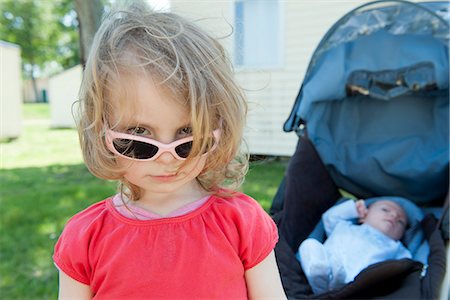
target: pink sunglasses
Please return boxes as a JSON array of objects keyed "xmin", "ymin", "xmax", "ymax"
[{"xmin": 105, "ymin": 129, "xmax": 220, "ymax": 161}]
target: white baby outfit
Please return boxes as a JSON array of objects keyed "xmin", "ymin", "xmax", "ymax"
[{"xmin": 298, "ymin": 200, "xmax": 412, "ymax": 294}]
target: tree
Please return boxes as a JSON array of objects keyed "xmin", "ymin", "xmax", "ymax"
[
  {"xmin": 74, "ymin": 0, "xmax": 103, "ymax": 67},
  {"xmin": 52, "ymin": 0, "xmax": 81, "ymax": 69},
  {"xmin": 0, "ymin": 0, "xmax": 80, "ymax": 101}
]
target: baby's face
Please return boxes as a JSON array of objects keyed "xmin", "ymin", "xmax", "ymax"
[{"xmin": 362, "ymin": 200, "xmax": 407, "ymax": 240}]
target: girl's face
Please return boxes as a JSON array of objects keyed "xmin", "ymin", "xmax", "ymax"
[
  {"xmin": 108, "ymin": 73, "xmax": 207, "ymax": 200},
  {"xmin": 361, "ymin": 200, "xmax": 407, "ymax": 240}
]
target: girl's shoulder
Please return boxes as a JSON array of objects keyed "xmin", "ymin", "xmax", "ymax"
[
  {"xmin": 209, "ymin": 190, "xmax": 278, "ymax": 270},
  {"xmin": 209, "ymin": 190, "xmax": 274, "ymax": 228},
  {"xmin": 61, "ymin": 198, "xmax": 112, "ymax": 233},
  {"xmin": 53, "ymin": 198, "xmax": 113, "ymax": 281},
  {"xmin": 210, "ymin": 190, "xmax": 265, "ymax": 215}
]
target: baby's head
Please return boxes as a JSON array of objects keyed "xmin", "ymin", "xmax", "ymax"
[
  {"xmin": 360, "ymin": 200, "xmax": 408, "ymax": 240},
  {"xmin": 76, "ymin": 2, "xmax": 248, "ymax": 199}
]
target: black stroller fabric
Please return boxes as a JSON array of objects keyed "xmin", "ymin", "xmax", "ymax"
[{"xmin": 271, "ymin": 1, "xmax": 448, "ymax": 299}]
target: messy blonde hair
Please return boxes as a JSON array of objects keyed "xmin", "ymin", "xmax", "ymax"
[{"xmin": 76, "ymin": 1, "xmax": 248, "ymax": 200}]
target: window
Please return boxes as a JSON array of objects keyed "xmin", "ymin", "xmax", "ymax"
[{"xmin": 234, "ymin": 0, "xmax": 282, "ymax": 68}]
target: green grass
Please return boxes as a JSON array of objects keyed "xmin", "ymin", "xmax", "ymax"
[
  {"xmin": 245, "ymin": 158, "xmax": 286, "ymax": 210},
  {"xmin": 0, "ymin": 165, "xmax": 116, "ymax": 298},
  {"xmin": 22, "ymin": 102, "xmax": 51, "ymax": 120},
  {"xmin": 0, "ymin": 103, "xmax": 286, "ymax": 299}
]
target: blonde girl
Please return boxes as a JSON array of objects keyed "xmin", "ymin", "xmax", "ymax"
[{"xmin": 53, "ymin": 2, "xmax": 286, "ymax": 299}]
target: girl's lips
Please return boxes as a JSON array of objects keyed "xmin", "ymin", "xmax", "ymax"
[{"xmin": 150, "ymin": 174, "xmax": 178, "ymax": 182}]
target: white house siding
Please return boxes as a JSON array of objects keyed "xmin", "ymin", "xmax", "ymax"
[
  {"xmin": 48, "ymin": 65, "xmax": 82, "ymax": 128},
  {"xmin": 170, "ymin": 0, "xmax": 377, "ymax": 156},
  {"xmin": 0, "ymin": 41, "xmax": 22, "ymax": 139},
  {"xmin": 169, "ymin": 1, "xmax": 234, "ymax": 51}
]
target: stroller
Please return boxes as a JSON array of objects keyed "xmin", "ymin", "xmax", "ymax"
[{"xmin": 270, "ymin": 1, "xmax": 449, "ymax": 299}]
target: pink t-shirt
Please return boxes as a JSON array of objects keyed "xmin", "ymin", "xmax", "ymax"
[{"xmin": 53, "ymin": 191, "xmax": 278, "ymax": 299}]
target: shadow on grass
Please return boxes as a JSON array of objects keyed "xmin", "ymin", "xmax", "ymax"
[
  {"xmin": 0, "ymin": 160, "xmax": 286, "ymax": 299},
  {"xmin": 0, "ymin": 164, "xmax": 116, "ymax": 299}
]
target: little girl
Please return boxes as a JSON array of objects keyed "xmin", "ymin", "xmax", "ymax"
[{"xmin": 53, "ymin": 2, "xmax": 286, "ymax": 299}]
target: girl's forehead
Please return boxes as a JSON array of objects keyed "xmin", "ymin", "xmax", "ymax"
[{"xmin": 106, "ymin": 72, "xmax": 190, "ymax": 128}]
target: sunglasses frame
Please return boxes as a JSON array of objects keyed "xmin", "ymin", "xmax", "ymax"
[{"xmin": 105, "ymin": 129, "xmax": 220, "ymax": 161}]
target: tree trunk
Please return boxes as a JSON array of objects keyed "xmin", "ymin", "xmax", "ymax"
[
  {"xmin": 30, "ymin": 66, "xmax": 40, "ymax": 102},
  {"xmin": 74, "ymin": 0, "xmax": 103, "ymax": 67}
]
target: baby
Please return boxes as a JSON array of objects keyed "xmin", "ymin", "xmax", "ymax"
[{"xmin": 298, "ymin": 199, "xmax": 412, "ymax": 294}]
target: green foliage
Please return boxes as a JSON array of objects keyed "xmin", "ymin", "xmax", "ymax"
[
  {"xmin": 0, "ymin": 0, "xmax": 80, "ymax": 78},
  {"xmin": 51, "ymin": 0, "xmax": 81, "ymax": 70}
]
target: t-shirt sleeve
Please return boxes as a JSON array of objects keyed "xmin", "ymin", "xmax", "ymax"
[
  {"xmin": 53, "ymin": 214, "xmax": 93, "ymax": 285},
  {"xmin": 236, "ymin": 195, "xmax": 279, "ymax": 270}
]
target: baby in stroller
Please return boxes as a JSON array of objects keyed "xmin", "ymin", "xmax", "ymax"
[{"xmin": 298, "ymin": 198, "xmax": 412, "ymax": 294}]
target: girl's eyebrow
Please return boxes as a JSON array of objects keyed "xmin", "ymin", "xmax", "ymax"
[
  {"xmin": 124, "ymin": 121, "xmax": 192, "ymax": 132},
  {"xmin": 124, "ymin": 123, "xmax": 155, "ymax": 131},
  {"xmin": 177, "ymin": 123, "xmax": 192, "ymax": 129}
]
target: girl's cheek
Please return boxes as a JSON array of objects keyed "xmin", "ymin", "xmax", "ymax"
[{"xmin": 182, "ymin": 157, "xmax": 206, "ymax": 174}]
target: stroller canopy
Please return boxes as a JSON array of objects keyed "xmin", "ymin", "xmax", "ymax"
[{"xmin": 283, "ymin": 0, "xmax": 449, "ymax": 203}]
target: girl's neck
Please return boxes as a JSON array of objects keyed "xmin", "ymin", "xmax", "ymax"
[{"xmin": 133, "ymin": 181, "xmax": 209, "ymax": 216}]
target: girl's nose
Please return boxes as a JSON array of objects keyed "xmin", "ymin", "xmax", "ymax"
[{"xmin": 156, "ymin": 150, "xmax": 177, "ymax": 163}]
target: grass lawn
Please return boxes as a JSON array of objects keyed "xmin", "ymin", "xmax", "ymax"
[{"xmin": 0, "ymin": 103, "xmax": 287, "ymax": 299}]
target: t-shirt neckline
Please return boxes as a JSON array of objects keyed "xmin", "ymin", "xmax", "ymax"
[{"xmin": 105, "ymin": 194, "xmax": 214, "ymax": 226}]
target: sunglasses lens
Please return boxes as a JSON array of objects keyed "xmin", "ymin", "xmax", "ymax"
[
  {"xmin": 113, "ymin": 139, "xmax": 158, "ymax": 159},
  {"xmin": 174, "ymin": 137, "xmax": 217, "ymax": 159},
  {"xmin": 174, "ymin": 141, "xmax": 193, "ymax": 158}
]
